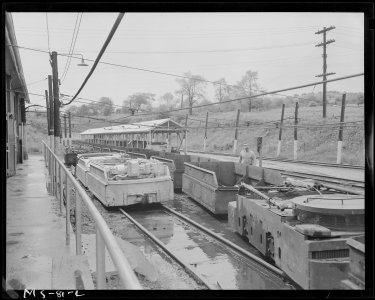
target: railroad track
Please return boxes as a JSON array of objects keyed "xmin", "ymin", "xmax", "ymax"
[
  {"xmin": 276, "ymin": 169, "xmax": 365, "ymax": 192},
  {"xmin": 120, "ymin": 205, "xmax": 295, "ymax": 290},
  {"xmin": 187, "ymin": 150, "xmax": 364, "ymax": 170}
]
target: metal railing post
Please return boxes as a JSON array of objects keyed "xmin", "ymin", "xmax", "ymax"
[
  {"xmin": 60, "ymin": 164, "xmax": 63, "ymax": 213},
  {"xmin": 55, "ymin": 158, "xmax": 57, "ymax": 196},
  {"xmin": 52, "ymin": 157, "xmax": 56, "ymax": 196},
  {"xmin": 96, "ymin": 227, "xmax": 106, "ymax": 289},
  {"xmin": 42, "ymin": 141, "xmax": 142, "ymax": 289},
  {"xmin": 56, "ymin": 163, "xmax": 60, "ymax": 202},
  {"xmin": 66, "ymin": 177, "xmax": 70, "ymax": 246},
  {"xmin": 48, "ymin": 151, "xmax": 50, "ymax": 176},
  {"xmin": 51, "ymin": 155, "xmax": 54, "ymax": 194},
  {"xmin": 76, "ymin": 192, "xmax": 82, "ymax": 255}
]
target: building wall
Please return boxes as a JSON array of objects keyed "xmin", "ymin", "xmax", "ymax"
[{"xmin": 6, "ymin": 12, "xmax": 28, "ymax": 177}]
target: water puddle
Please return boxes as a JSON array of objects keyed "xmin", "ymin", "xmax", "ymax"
[{"xmin": 129, "ymin": 208, "xmax": 291, "ymax": 290}]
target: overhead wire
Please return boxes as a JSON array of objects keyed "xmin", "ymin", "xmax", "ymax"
[
  {"xmin": 10, "ymin": 77, "xmax": 47, "ymax": 91},
  {"xmin": 61, "ymin": 13, "xmax": 81, "ymax": 83},
  {"xmin": 10, "ymin": 44, "xmax": 360, "ymax": 106},
  {"xmin": 12, "ymin": 71, "xmax": 364, "ymax": 126},
  {"xmin": 26, "ymin": 108, "xmax": 364, "ymax": 130},
  {"xmin": 63, "ymin": 12, "xmax": 125, "ymax": 106}
]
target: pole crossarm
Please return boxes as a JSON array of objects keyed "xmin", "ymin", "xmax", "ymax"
[
  {"xmin": 315, "ymin": 26, "xmax": 336, "ymax": 34},
  {"xmin": 315, "ymin": 39, "xmax": 335, "ymax": 47},
  {"xmin": 315, "ymin": 72, "xmax": 336, "ymax": 77}
]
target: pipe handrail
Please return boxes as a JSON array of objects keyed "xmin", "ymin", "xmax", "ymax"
[{"xmin": 42, "ymin": 141, "xmax": 142, "ymax": 289}]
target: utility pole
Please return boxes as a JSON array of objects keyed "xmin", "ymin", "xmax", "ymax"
[
  {"xmin": 257, "ymin": 137, "xmax": 263, "ymax": 167},
  {"xmin": 68, "ymin": 112, "xmax": 72, "ymax": 146},
  {"xmin": 64, "ymin": 114, "xmax": 67, "ymax": 146},
  {"xmin": 294, "ymin": 102, "xmax": 299, "ymax": 160},
  {"xmin": 315, "ymin": 26, "xmax": 336, "ymax": 118},
  {"xmin": 51, "ymin": 51, "xmax": 60, "ymax": 152},
  {"xmin": 337, "ymin": 93, "xmax": 346, "ymax": 164},
  {"xmin": 45, "ymin": 90, "xmax": 50, "ymax": 138},
  {"xmin": 48, "ymin": 75, "xmax": 54, "ymax": 153},
  {"xmin": 277, "ymin": 103, "xmax": 285, "ymax": 157}
]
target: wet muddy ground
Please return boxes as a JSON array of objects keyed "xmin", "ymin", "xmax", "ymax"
[
  {"xmin": 67, "ymin": 180, "xmax": 295, "ymax": 289},
  {"xmin": 67, "ymin": 187, "xmax": 205, "ymax": 289},
  {"xmin": 127, "ymin": 206, "xmax": 294, "ymax": 290}
]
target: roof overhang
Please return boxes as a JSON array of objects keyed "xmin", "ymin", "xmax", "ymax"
[{"xmin": 5, "ymin": 12, "xmax": 30, "ymax": 103}]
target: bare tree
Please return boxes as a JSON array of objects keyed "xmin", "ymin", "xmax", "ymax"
[
  {"xmin": 214, "ymin": 78, "xmax": 232, "ymax": 111},
  {"xmin": 176, "ymin": 72, "xmax": 207, "ymax": 115},
  {"xmin": 160, "ymin": 92, "xmax": 175, "ymax": 110},
  {"xmin": 237, "ymin": 70, "xmax": 259, "ymax": 112},
  {"xmin": 98, "ymin": 97, "xmax": 114, "ymax": 116},
  {"xmin": 122, "ymin": 93, "xmax": 155, "ymax": 114}
]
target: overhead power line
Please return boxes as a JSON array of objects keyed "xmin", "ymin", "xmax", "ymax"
[
  {"xmin": 12, "ymin": 43, "xmax": 358, "ymax": 105},
  {"xmin": 10, "ymin": 44, "xmax": 313, "ymax": 95},
  {"xmin": 61, "ymin": 13, "xmax": 82, "ymax": 83},
  {"xmin": 9, "ymin": 44, "xmax": 363, "ymax": 113},
  {"xmin": 63, "ymin": 12, "xmax": 125, "ymax": 106},
  {"xmin": 9, "ymin": 72, "xmax": 363, "ymax": 125},
  {"xmin": 8, "ymin": 88, "xmax": 134, "ymax": 111},
  {"xmin": 88, "ymin": 41, "xmax": 313, "ymax": 54}
]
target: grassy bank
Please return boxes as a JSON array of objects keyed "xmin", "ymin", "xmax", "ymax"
[
  {"xmin": 185, "ymin": 105, "xmax": 364, "ymax": 165},
  {"xmin": 26, "ymin": 104, "xmax": 364, "ymax": 166}
]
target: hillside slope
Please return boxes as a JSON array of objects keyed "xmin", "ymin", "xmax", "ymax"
[
  {"xmin": 26, "ymin": 104, "xmax": 364, "ymax": 166},
  {"xmin": 183, "ymin": 105, "xmax": 364, "ymax": 165}
]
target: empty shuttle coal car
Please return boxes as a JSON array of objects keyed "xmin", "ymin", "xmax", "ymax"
[
  {"xmin": 229, "ymin": 181, "xmax": 365, "ymax": 290},
  {"xmin": 86, "ymin": 157, "xmax": 174, "ymax": 207}
]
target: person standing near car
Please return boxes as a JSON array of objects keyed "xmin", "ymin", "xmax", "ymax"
[{"xmin": 239, "ymin": 143, "xmax": 256, "ymax": 165}]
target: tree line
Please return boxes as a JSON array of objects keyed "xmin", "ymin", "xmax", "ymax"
[{"xmin": 65, "ymin": 69, "xmax": 364, "ymax": 117}]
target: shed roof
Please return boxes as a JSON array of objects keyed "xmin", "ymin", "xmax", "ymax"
[{"xmin": 80, "ymin": 118, "xmax": 186, "ymax": 135}]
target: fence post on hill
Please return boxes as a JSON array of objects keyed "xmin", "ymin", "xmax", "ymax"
[
  {"xmin": 337, "ymin": 93, "xmax": 346, "ymax": 164},
  {"xmin": 294, "ymin": 102, "xmax": 299, "ymax": 160},
  {"xmin": 184, "ymin": 114, "xmax": 188, "ymax": 155},
  {"xmin": 277, "ymin": 104, "xmax": 285, "ymax": 157},
  {"xmin": 233, "ymin": 109, "xmax": 241, "ymax": 154},
  {"xmin": 257, "ymin": 136, "xmax": 263, "ymax": 167},
  {"xmin": 204, "ymin": 111, "xmax": 209, "ymax": 152}
]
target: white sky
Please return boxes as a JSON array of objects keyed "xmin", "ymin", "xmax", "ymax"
[{"xmin": 12, "ymin": 12, "xmax": 364, "ymax": 109}]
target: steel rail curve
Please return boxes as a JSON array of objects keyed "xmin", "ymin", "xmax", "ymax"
[
  {"xmin": 162, "ymin": 205, "xmax": 286, "ymax": 277},
  {"xmin": 277, "ymin": 169, "xmax": 365, "ymax": 190},
  {"xmin": 119, "ymin": 208, "xmax": 218, "ymax": 290},
  {"xmin": 187, "ymin": 150, "xmax": 364, "ymax": 170}
]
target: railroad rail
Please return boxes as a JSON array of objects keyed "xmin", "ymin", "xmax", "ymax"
[
  {"xmin": 187, "ymin": 150, "xmax": 364, "ymax": 170},
  {"xmin": 120, "ymin": 205, "xmax": 294, "ymax": 290},
  {"xmin": 119, "ymin": 208, "xmax": 216, "ymax": 290},
  {"xmin": 277, "ymin": 169, "xmax": 365, "ymax": 193}
]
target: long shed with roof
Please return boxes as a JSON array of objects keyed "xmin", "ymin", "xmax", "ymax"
[{"xmin": 80, "ymin": 118, "xmax": 188, "ymax": 151}]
